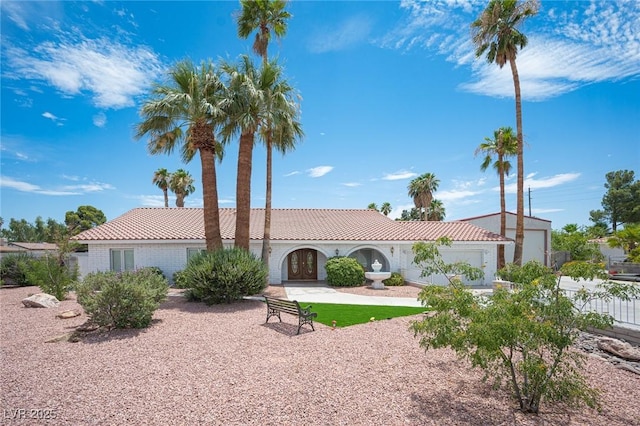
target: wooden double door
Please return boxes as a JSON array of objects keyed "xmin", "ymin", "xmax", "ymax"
[{"xmin": 287, "ymin": 249, "xmax": 317, "ymax": 280}]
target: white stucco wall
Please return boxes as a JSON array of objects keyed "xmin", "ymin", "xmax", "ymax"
[
  {"xmin": 80, "ymin": 240, "xmax": 498, "ymax": 287},
  {"xmin": 401, "ymin": 242, "xmax": 497, "ymax": 287},
  {"xmin": 462, "ymin": 214, "xmax": 551, "ymax": 267}
]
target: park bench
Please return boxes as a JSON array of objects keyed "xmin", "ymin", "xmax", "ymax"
[{"xmin": 263, "ymin": 295, "xmax": 317, "ymax": 335}]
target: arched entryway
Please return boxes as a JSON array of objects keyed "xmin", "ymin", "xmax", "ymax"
[
  {"xmin": 287, "ymin": 248, "xmax": 318, "ymax": 280},
  {"xmin": 348, "ymin": 247, "xmax": 389, "ymax": 271}
]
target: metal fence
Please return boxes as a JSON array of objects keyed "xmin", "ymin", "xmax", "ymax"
[{"xmin": 564, "ymin": 289, "xmax": 639, "ymax": 326}]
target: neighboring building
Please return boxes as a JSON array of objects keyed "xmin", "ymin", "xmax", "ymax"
[
  {"xmin": 589, "ymin": 237, "xmax": 626, "ymax": 267},
  {"xmin": 0, "ymin": 239, "xmax": 58, "ymax": 261},
  {"xmin": 459, "ymin": 212, "xmax": 551, "ymax": 267},
  {"xmin": 73, "ymin": 208, "xmax": 512, "ymax": 286}
]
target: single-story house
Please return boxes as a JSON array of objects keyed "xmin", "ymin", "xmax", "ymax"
[
  {"xmin": 0, "ymin": 239, "xmax": 59, "ymax": 261},
  {"xmin": 459, "ymin": 212, "xmax": 552, "ymax": 268},
  {"xmin": 72, "ymin": 208, "xmax": 512, "ymax": 287}
]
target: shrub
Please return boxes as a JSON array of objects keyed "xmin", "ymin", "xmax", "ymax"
[
  {"xmin": 0, "ymin": 253, "xmax": 33, "ymax": 286},
  {"xmin": 24, "ymin": 253, "xmax": 78, "ymax": 300},
  {"xmin": 325, "ymin": 256, "xmax": 365, "ymax": 287},
  {"xmin": 172, "ymin": 270, "xmax": 189, "ymax": 289},
  {"xmin": 76, "ymin": 268, "xmax": 168, "ymax": 328},
  {"xmin": 411, "ymin": 241, "xmax": 640, "ymax": 414},
  {"xmin": 180, "ymin": 248, "xmax": 267, "ymax": 305},
  {"xmin": 383, "ymin": 272, "xmax": 404, "ymax": 286}
]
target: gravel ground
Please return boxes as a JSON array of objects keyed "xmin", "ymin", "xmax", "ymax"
[{"xmin": 1, "ymin": 286, "xmax": 639, "ymax": 426}]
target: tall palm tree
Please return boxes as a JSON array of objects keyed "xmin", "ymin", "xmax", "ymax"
[
  {"xmin": 237, "ymin": 0, "xmax": 290, "ymax": 65},
  {"xmin": 475, "ymin": 126, "xmax": 518, "ymax": 269},
  {"xmin": 169, "ymin": 169, "xmax": 195, "ymax": 208},
  {"xmin": 408, "ymin": 173, "xmax": 440, "ymax": 221},
  {"xmin": 152, "ymin": 168, "xmax": 171, "ymax": 208},
  {"xmin": 472, "ymin": 0, "xmax": 539, "ymax": 265},
  {"xmin": 367, "ymin": 203, "xmax": 379, "ymax": 211},
  {"xmin": 426, "ymin": 199, "xmax": 446, "ymax": 221},
  {"xmin": 258, "ymin": 90, "xmax": 303, "ymax": 262},
  {"xmin": 380, "ymin": 202, "xmax": 392, "ymax": 216},
  {"xmin": 237, "ymin": 0, "xmax": 294, "ymax": 263},
  {"xmin": 221, "ymin": 55, "xmax": 301, "ymax": 251},
  {"xmin": 136, "ymin": 59, "xmax": 225, "ymax": 250}
]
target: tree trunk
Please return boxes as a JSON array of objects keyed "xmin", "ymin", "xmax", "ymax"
[
  {"xmin": 510, "ymin": 56, "xmax": 525, "ymax": 266},
  {"xmin": 498, "ymin": 152, "xmax": 506, "ymax": 270},
  {"xmin": 163, "ymin": 189, "xmax": 169, "ymax": 208},
  {"xmin": 199, "ymin": 147, "xmax": 223, "ymax": 251},
  {"xmin": 235, "ymin": 131, "xmax": 254, "ymax": 250},
  {"xmin": 261, "ymin": 138, "xmax": 272, "ymax": 266}
]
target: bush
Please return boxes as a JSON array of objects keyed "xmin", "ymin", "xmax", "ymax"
[
  {"xmin": 180, "ymin": 248, "xmax": 267, "ymax": 305},
  {"xmin": 172, "ymin": 270, "xmax": 189, "ymax": 289},
  {"xmin": 412, "ymin": 246, "xmax": 640, "ymax": 414},
  {"xmin": 24, "ymin": 253, "xmax": 78, "ymax": 300},
  {"xmin": 325, "ymin": 256, "xmax": 365, "ymax": 287},
  {"xmin": 0, "ymin": 253, "xmax": 33, "ymax": 286},
  {"xmin": 383, "ymin": 272, "xmax": 404, "ymax": 286},
  {"xmin": 76, "ymin": 268, "xmax": 168, "ymax": 328}
]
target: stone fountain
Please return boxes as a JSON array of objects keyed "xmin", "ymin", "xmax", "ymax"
[{"xmin": 364, "ymin": 259, "xmax": 391, "ymax": 290}]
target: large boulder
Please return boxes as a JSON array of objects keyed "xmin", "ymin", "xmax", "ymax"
[
  {"xmin": 22, "ymin": 293, "xmax": 60, "ymax": 308},
  {"xmin": 597, "ymin": 337, "xmax": 640, "ymax": 361}
]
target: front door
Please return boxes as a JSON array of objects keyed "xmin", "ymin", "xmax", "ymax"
[{"xmin": 288, "ymin": 249, "xmax": 317, "ymax": 280}]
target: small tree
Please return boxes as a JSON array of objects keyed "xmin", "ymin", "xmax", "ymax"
[
  {"xmin": 410, "ymin": 245, "xmax": 640, "ymax": 414},
  {"xmin": 412, "ymin": 237, "xmax": 485, "ymax": 284}
]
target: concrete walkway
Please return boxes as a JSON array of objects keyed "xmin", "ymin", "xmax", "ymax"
[
  {"xmin": 283, "ymin": 285, "xmax": 425, "ymax": 307},
  {"xmin": 282, "ymin": 282, "xmax": 497, "ymax": 307}
]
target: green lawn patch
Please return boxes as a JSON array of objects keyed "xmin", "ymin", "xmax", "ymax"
[{"xmin": 302, "ymin": 302, "xmax": 428, "ymax": 328}]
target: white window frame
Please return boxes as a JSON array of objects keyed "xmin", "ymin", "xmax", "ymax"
[{"xmin": 110, "ymin": 249, "xmax": 134, "ymax": 272}]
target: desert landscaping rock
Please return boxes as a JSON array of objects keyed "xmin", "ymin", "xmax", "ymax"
[
  {"xmin": 2, "ymin": 286, "xmax": 640, "ymax": 425},
  {"xmin": 597, "ymin": 337, "xmax": 640, "ymax": 361},
  {"xmin": 57, "ymin": 309, "xmax": 81, "ymax": 319},
  {"xmin": 21, "ymin": 293, "xmax": 60, "ymax": 308}
]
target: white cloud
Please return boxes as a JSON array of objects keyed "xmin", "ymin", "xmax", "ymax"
[
  {"xmin": 93, "ymin": 112, "xmax": 107, "ymax": 127},
  {"xmin": 383, "ymin": 0, "xmax": 640, "ymax": 101},
  {"xmin": 307, "ymin": 166, "xmax": 333, "ymax": 178},
  {"xmin": 342, "ymin": 182, "xmax": 362, "ymax": 187},
  {"xmin": 0, "ymin": 176, "xmax": 114, "ymax": 196},
  {"xmin": 504, "ymin": 172, "xmax": 581, "ymax": 194},
  {"xmin": 308, "ymin": 15, "xmax": 374, "ymax": 53},
  {"xmin": 284, "ymin": 171, "xmax": 301, "ymax": 177},
  {"xmin": 5, "ymin": 36, "xmax": 164, "ymax": 109},
  {"xmin": 382, "ymin": 170, "xmax": 418, "ymax": 181},
  {"xmin": 42, "ymin": 111, "xmax": 65, "ymax": 126},
  {"xmin": 1, "ymin": 1, "xmax": 30, "ymax": 30}
]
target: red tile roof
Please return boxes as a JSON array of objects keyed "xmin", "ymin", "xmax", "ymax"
[{"xmin": 73, "ymin": 208, "xmax": 511, "ymax": 243}]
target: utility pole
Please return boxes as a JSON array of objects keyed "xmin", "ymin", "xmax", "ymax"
[{"xmin": 528, "ymin": 186, "xmax": 532, "ymax": 217}]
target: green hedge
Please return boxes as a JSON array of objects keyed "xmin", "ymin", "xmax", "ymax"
[
  {"xmin": 325, "ymin": 256, "xmax": 365, "ymax": 287},
  {"xmin": 179, "ymin": 248, "xmax": 267, "ymax": 305}
]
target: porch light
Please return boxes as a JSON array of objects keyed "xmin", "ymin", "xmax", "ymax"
[
  {"xmin": 335, "ymin": 249, "xmax": 339, "ymax": 256},
  {"xmin": 390, "ymin": 246, "xmax": 394, "ymax": 256}
]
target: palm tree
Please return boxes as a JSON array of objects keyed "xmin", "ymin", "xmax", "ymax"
[
  {"xmin": 408, "ymin": 173, "xmax": 440, "ymax": 221},
  {"xmin": 426, "ymin": 199, "xmax": 446, "ymax": 221},
  {"xmin": 221, "ymin": 56, "xmax": 300, "ymax": 251},
  {"xmin": 237, "ymin": 0, "xmax": 295, "ymax": 263},
  {"xmin": 237, "ymin": 0, "xmax": 290, "ymax": 66},
  {"xmin": 367, "ymin": 203, "xmax": 379, "ymax": 211},
  {"xmin": 257, "ymin": 70, "xmax": 303, "ymax": 262},
  {"xmin": 476, "ymin": 126, "xmax": 517, "ymax": 269},
  {"xmin": 152, "ymin": 168, "xmax": 171, "ymax": 208},
  {"xmin": 169, "ymin": 169, "xmax": 195, "ymax": 208},
  {"xmin": 380, "ymin": 202, "xmax": 392, "ymax": 216},
  {"xmin": 472, "ymin": 0, "xmax": 539, "ymax": 265},
  {"xmin": 136, "ymin": 59, "xmax": 225, "ymax": 251}
]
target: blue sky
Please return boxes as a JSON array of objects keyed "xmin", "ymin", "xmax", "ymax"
[{"xmin": 1, "ymin": 0, "xmax": 639, "ymax": 231}]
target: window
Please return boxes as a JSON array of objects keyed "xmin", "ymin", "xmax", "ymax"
[
  {"xmin": 111, "ymin": 249, "xmax": 134, "ymax": 272},
  {"xmin": 187, "ymin": 248, "xmax": 206, "ymax": 260}
]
